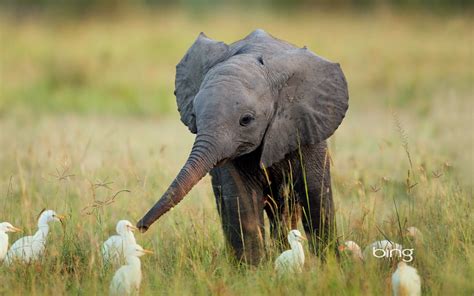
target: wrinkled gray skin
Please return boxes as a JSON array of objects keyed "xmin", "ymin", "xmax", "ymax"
[{"xmin": 137, "ymin": 29, "xmax": 349, "ymax": 265}]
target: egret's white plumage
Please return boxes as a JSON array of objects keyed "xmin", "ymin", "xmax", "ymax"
[
  {"xmin": 338, "ymin": 240, "xmax": 364, "ymax": 261},
  {"xmin": 363, "ymin": 239, "xmax": 403, "ymax": 259},
  {"xmin": 0, "ymin": 222, "xmax": 22, "ymax": 261},
  {"xmin": 102, "ymin": 220, "xmax": 138, "ymax": 265},
  {"xmin": 274, "ymin": 229, "xmax": 306, "ymax": 275},
  {"xmin": 5, "ymin": 210, "xmax": 64, "ymax": 265},
  {"xmin": 392, "ymin": 261, "xmax": 421, "ymax": 296},
  {"xmin": 109, "ymin": 244, "xmax": 153, "ymax": 296}
]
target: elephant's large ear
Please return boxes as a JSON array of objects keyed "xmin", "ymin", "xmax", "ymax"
[
  {"xmin": 175, "ymin": 33, "xmax": 229, "ymax": 133},
  {"xmin": 260, "ymin": 48, "xmax": 349, "ymax": 168}
]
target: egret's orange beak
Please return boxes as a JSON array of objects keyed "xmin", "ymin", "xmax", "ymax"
[
  {"xmin": 338, "ymin": 245, "xmax": 346, "ymax": 252},
  {"xmin": 127, "ymin": 225, "xmax": 139, "ymax": 232},
  {"xmin": 300, "ymin": 236, "xmax": 307, "ymax": 241},
  {"xmin": 142, "ymin": 249, "xmax": 154, "ymax": 255},
  {"xmin": 55, "ymin": 214, "xmax": 66, "ymax": 220},
  {"xmin": 9, "ymin": 226, "xmax": 22, "ymax": 232},
  {"xmin": 54, "ymin": 214, "xmax": 66, "ymax": 225}
]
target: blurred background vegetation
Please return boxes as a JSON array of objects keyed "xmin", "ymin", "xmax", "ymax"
[
  {"xmin": 1, "ymin": 0, "xmax": 472, "ymax": 14},
  {"xmin": 0, "ymin": 1, "xmax": 472, "ymax": 117}
]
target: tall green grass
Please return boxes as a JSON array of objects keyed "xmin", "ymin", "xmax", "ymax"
[{"xmin": 0, "ymin": 112, "xmax": 472, "ymax": 295}]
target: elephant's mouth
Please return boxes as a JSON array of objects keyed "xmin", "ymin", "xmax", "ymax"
[
  {"xmin": 234, "ymin": 141, "xmax": 259, "ymax": 157},
  {"xmin": 215, "ymin": 158, "xmax": 229, "ymax": 167}
]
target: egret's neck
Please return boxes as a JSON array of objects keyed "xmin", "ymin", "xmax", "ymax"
[
  {"xmin": 34, "ymin": 223, "xmax": 50, "ymax": 241},
  {"xmin": 126, "ymin": 256, "xmax": 142, "ymax": 270},
  {"xmin": 0, "ymin": 231, "xmax": 8, "ymax": 244},
  {"xmin": 290, "ymin": 241, "xmax": 304, "ymax": 261},
  {"xmin": 124, "ymin": 231, "xmax": 136, "ymax": 244}
]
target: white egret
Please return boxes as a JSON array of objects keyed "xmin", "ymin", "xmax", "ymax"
[
  {"xmin": 109, "ymin": 244, "xmax": 153, "ymax": 296},
  {"xmin": 274, "ymin": 229, "xmax": 306, "ymax": 275},
  {"xmin": 5, "ymin": 210, "xmax": 64, "ymax": 265},
  {"xmin": 338, "ymin": 240, "xmax": 364, "ymax": 261},
  {"xmin": 392, "ymin": 261, "xmax": 421, "ymax": 296},
  {"xmin": 0, "ymin": 222, "xmax": 22, "ymax": 261},
  {"xmin": 102, "ymin": 220, "xmax": 138, "ymax": 265}
]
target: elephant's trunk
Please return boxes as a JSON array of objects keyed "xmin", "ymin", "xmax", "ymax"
[{"xmin": 137, "ymin": 134, "xmax": 219, "ymax": 232}]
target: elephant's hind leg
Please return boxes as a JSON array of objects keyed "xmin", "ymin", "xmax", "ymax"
[{"xmin": 211, "ymin": 165, "xmax": 265, "ymax": 265}]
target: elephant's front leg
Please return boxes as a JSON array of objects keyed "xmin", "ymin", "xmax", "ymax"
[
  {"xmin": 210, "ymin": 164, "xmax": 265, "ymax": 265},
  {"xmin": 297, "ymin": 143, "xmax": 337, "ymax": 258}
]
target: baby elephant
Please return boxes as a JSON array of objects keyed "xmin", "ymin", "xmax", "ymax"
[{"xmin": 138, "ymin": 29, "xmax": 349, "ymax": 265}]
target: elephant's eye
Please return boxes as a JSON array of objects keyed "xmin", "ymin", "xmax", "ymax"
[{"xmin": 239, "ymin": 114, "xmax": 255, "ymax": 126}]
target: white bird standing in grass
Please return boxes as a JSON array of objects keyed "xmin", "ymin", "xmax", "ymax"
[
  {"xmin": 5, "ymin": 210, "xmax": 64, "ymax": 265},
  {"xmin": 338, "ymin": 240, "xmax": 364, "ymax": 261},
  {"xmin": 0, "ymin": 222, "xmax": 22, "ymax": 261},
  {"xmin": 274, "ymin": 229, "xmax": 306, "ymax": 275},
  {"xmin": 102, "ymin": 220, "xmax": 138, "ymax": 265},
  {"xmin": 109, "ymin": 244, "xmax": 153, "ymax": 296},
  {"xmin": 392, "ymin": 261, "xmax": 421, "ymax": 296}
]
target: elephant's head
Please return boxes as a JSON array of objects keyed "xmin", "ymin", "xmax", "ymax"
[{"xmin": 137, "ymin": 29, "xmax": 348, "ymax": 232}]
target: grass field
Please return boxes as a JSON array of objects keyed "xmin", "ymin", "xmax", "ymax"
[{"xmin": 0, "ymin": 8, "xmax": 473, "ymax": 295}]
